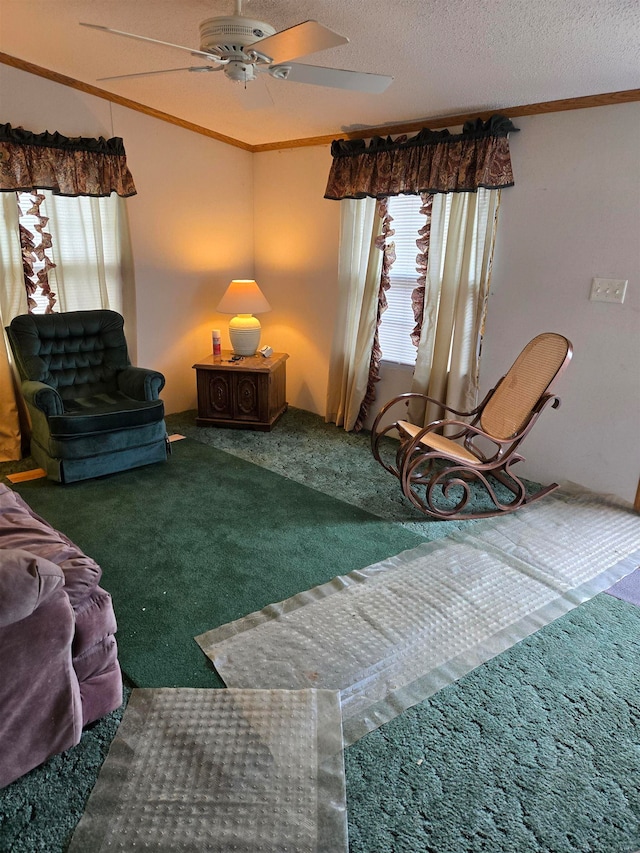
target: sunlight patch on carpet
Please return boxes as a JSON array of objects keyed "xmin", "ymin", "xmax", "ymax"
[
  {"xmin": 196, "ymin": 487, "xmax": 640, "ymax": 746},
  {"xmin": 68, "ymin": 688, "xmax": 347, "ymax": 853}
]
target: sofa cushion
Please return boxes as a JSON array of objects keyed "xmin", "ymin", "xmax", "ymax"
[
  {"xmin": 0, "ymin": 548, "xmax": 64, "ymax": 627},
  {"xmin": 73, "ymin": 588, "xmax": 118, "ymax": 656},
  {"xmin": 0, "ymin": 484, "xmax": 101, "ymax": 606}
]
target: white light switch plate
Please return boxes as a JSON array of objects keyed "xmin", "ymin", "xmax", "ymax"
[{"xmin": 590, "ymin": 278, "xmax": 628, "ymax": 303}]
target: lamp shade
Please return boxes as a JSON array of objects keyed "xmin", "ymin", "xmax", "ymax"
[
  {"xmin": 217, "ymin": 280, "xmax": 271, "ymax": 315},
  {"xmin": 217, "ymin": 280, "xmax": 272, "ymax": 356}
]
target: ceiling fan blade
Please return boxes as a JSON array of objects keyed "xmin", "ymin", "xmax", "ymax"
[
  {"xmin": 270, "ymin": 63, "xmax": 393, "ymax": 94},
  {"xmin": 80, "ymin": 23, "xmax": 224, "ymax": 62},
  {"xmin": 97, "ymin": 67, "xmax": 223, "ymax": 82},
  {"xmin": 250, "ymin": 21, "xmax": 348, "ymax": 65}
]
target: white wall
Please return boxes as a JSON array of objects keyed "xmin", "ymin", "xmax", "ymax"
[
  {"xmin": 111, "ymin": 109, "xmax": 253, "ymax": 413},
  {"xmin": 0, "ymin": 64, "xmax": 254, "ymax": 414},
  {"xmin": 252, "ymin": 146, "xmax": 340, "ymax": 414},
  {"xmin": 482, "ymin": 104, "xmax": 640, "ymax": 502},
  {"xmin": 253, "ymin": 105, "xmax": 640, "ymax": 503}
]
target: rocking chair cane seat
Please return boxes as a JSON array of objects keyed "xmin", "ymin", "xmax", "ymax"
[
  {"xmin": 371, "ymin": 332, "xmax": 573, "ymax": 520},
  {"xmin": 396, "ymin": 421, "xmax": 480, "ymax": 465}
]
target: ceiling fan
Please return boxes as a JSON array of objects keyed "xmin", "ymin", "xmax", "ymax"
[{"xmin": 80, "ymin": 0, "xmax": 393, "ymax": 96}]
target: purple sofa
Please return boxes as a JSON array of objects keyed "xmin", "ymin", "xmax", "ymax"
[{"xmin": 0, "ymin": 483, "xmax": 122, "ymax": 789}]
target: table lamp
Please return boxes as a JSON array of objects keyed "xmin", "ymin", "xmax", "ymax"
[{"xmin": 217, "ymin": 279, "xmax": 272, "ymax": 356}]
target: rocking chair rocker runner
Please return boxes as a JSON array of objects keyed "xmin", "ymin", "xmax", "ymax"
[{"xmin": 371, "ymin": 333, "xmax": 573, "ymax": 520}]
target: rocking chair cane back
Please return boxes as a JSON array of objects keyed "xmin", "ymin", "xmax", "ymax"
[{"xmin": 371, "ymin": 332, "xmax": 573, "ymax": 520}]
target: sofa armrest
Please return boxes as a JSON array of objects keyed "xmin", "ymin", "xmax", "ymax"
[
  {"xmin": 21, "ymin": 380, "xmax": 64, "ymax": 417},
  {"xmin": 0, "ymin": 548, "xmax": 65, "ymax": 627},
  {"xmin": 0, "ymin": 485, "xmax": 102, "ymax": 607},
  {"xmin": 117, "ymin": 366, "xmax": 165, "ymax": 401}
]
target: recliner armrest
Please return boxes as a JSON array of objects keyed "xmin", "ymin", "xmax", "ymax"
[
  {"xmin": 21, "ymin": 380, "xmax": 64, "ymax": 416},
  {"xmin": 0, "ymin": 548, "xmax": 65, "ymax": 627},
  {"xmin": 117, "ymin": 366, "xmax": 165, "ymax": 401}
]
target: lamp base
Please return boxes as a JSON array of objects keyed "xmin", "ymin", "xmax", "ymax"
[{"xmin": 229, "ymin": 314, "xmax": 261, "ymax": 356}]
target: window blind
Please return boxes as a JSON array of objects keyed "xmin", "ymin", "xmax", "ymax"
[
  {"xmin": 378, "ymin": 194, "xmax": 426, "ymax": 365},
  {"xmin": 17, "ymin": 191, "xmax": 124, "ymax": 314}
]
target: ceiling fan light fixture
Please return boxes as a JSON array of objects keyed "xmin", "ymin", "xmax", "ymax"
[{"xmin": 225, "ymin": 61, "xmax": 258, "ymax": 83}]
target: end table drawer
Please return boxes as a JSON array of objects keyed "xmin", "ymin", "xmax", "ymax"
[{"xmin": 193, "ymin": 351, "xmax": 288, "ymax": 431}]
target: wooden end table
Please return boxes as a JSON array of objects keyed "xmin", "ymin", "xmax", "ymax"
[{"xmin": 193, "ymin": 350, "xmax": 288, "ymax": 431}]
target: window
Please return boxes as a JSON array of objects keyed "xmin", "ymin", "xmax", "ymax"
[
  {"xmin": 377, "ymin": 190, "xmax": 495, "ymax": 372},
  {"xmin": 13, "ymin": 189, "xmax": 127, "ymax": 315},
  {"xmin": 377, "ymin": 194, "xmax": 426, "ymax": 366}
]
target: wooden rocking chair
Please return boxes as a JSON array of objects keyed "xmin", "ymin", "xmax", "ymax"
[{"xmin": 371, "ymin": 332, "xmax": 573, "ymax": 519}]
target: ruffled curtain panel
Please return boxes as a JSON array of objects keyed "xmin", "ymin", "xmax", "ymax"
[
  {"xmin": 325, "ymin": 115, "xmax": 517, "ymax": 432},
  {"xmin": 354, "ymin": 199, "xmax": 394, "ymax": 432},
  {"xmin": 0, "ymin": 123, "xmax": 136, "ymax": 198},
  {"xmin": 325, "ymin": 198, "xmax": 386, "ymax": 431},
  {"xmin": 0, "ymin": 123, "xmax": 137, "ymax": 460},
  {"xmin": 324, "ymin": 115, "xmax": 518, "ymax": 201}
]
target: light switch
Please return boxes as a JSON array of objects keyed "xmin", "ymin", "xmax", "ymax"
[{"xmin": 590, "ymin": 278, "xmax": 628, "ymax": 303}]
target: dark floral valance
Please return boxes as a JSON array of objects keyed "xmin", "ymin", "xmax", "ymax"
[
  {"xmin": 324, "ymin": 114, "xmax": 519, "ymax": 201},
  {"xmin": 0, "ymin": 123, "xmax": 136, "ymax": 197}
]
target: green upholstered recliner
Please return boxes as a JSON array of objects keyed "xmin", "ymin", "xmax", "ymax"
[{"xmin": 7, "ymin": 310, "xmax": 169, "ymax": 483}]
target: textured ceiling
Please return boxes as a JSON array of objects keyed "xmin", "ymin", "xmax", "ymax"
[{"xmin": 1, "ymin": 0, "xmax": 639, "ymax": 146}]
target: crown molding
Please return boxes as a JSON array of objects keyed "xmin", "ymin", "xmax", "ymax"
[
  {"xmin": 253, "ymin": 88, "xmax": 640, "ymax": 151},
  {"xmin": 2, "ymin": 51, "xmax": 639, "ymax": 154},
  {"xmin": 0, "ymin": 52, "xmax": 252, "ymax": 151}
]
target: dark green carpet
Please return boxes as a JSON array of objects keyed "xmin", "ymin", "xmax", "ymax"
[
  {"xmin": 13, "ymin": 438, "xmax": 425, "ymax": 688},
  {"xmin": 346, "ymin": 594, "xmax": 640, "ymax": 853},
  {"xmin": 0, "ymin": 688, "xmax": 130, "ymax": 853},
  {"xmin": 1, "ymin": 411, "xmax": 639, "ymax": 852}
]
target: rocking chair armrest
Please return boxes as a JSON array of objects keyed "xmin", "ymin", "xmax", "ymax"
[
  {"xmin": 373, "ymin": 393, "xmax": 478, "ymax": 428},
  {"xmin": 421, "ymin": 398, "xmax": 483, "ymax": 418},
  {"xmin": 464, "ymin": 394, "xmax": 562, "ymax": 447},
  {"xmin": 445, "ymin": 392, "xmax": 561, "ymax": 446},
  {"xmin": 21, "ymin": 380, "xmax": 64, "ymax": 417}
]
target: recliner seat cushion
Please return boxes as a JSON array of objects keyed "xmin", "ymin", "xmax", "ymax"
[{"xmin": 48, "ymin": 392, "xmax": 165, "ymax": 437}]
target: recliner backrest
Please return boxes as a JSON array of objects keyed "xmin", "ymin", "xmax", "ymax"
[{"xmin": 8, "ymin": 310, "xmax": 131, "ymax": 401}]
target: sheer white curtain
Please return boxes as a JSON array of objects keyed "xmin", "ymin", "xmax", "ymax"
[
  {"xmin": 410, "ymin": 188, "xmax": 500, "ymax": 426},
  {"xmin": 325, "ymin": 197, "xmax": 384, "ymax": 430},
  {"xmin": 45, "ymin": 193, "xmax": 136, "ymax": 343},
  {"xmin": 46, "ymin": 191, "xmax": 137, "ymax": 359},
  {"xmin": 0, "ymin": 191, "xmax": 137, "ymax": 460}
]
